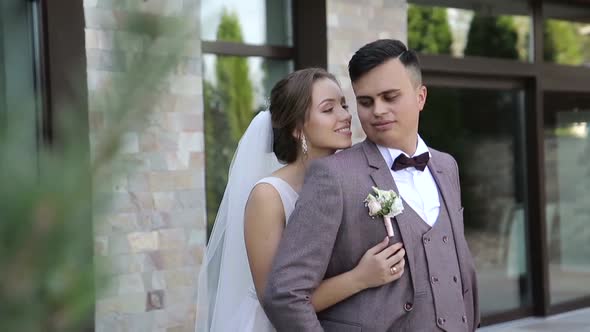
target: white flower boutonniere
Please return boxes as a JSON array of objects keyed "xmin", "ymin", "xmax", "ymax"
[{"xmin": 364, "ymin": 186, "xmax": 404, "ymax": 237}]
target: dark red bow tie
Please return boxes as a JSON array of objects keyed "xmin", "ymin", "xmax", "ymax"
[{"xmin": 392, "ymin": 152, "xmax": 430, "ymax": 171}]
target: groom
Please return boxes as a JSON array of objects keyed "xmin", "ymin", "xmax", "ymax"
[{"xmin": 262, "ymin": 39, "xmax": 480, "ymax": 331}]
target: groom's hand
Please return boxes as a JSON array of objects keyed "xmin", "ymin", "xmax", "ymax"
[{"xmin": 352, "ymin": 237, "xmax": 406, "ymax": 289}]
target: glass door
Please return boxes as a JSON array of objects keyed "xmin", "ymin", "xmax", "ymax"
[
  {"xmin": 419, "ymin": 81, "xmax": 532, "ymax": 317},
  {"xmin": 544, "ymin": 91, "xmax": 590, "ymax": 306}
]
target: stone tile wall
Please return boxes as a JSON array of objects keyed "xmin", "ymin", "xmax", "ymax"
[{"xmin": 84, "ymin": 0, "xmax": 206, "ymax": 331}]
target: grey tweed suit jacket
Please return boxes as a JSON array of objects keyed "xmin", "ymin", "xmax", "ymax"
[{"xmin": 262, "ymin": 139, "xmax": 480, "ymax": 331}]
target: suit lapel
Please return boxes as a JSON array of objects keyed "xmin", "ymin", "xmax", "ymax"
[
  {"xmin": 362, "ymin": 140, "xmax": 418, "ymax": 295},
  {"xmin": 427, "ymin": 151, "xmax": 469, "ymax": 292}
]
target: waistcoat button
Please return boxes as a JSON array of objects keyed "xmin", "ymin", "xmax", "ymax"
[{"xmin": 404, "ymin": 302, "xmax": 413, "ymax": 312}]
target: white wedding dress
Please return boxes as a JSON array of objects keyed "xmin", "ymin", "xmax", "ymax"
[
  {"xmin": 226, "ymin": 177, "xmax": 299, "ymax": 331},
  {"xmin": 195, "ymin": 111, "xmax": 298, "ymax": 332}
]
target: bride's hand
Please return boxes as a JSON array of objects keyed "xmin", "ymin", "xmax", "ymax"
[{"xmin": 351, "ymin": 237, "xmax": 406, "ymax": 289}]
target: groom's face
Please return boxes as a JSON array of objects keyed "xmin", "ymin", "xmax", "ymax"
[{"xmin": 352, "ymin": 59, "xmax": 426, "ymax": 151}]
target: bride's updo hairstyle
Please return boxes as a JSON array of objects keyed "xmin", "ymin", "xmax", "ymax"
[{"xmin": 269, "ymin": 68, "xmax": 338, "ymax": 164}]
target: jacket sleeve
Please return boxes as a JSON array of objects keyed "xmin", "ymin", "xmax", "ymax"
[{"xmin": 262, "ymin": 159, "xmax": 343, "ymax": 331}]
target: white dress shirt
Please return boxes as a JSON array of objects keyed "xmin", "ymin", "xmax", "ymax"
[{"xmin": 377, "ymin": 136, "xmax": 440, "ymax": 226}]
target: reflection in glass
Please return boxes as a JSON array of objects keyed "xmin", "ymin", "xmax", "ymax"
[
  {"xmin": 201, "ymin": 0, "xmax": 292, "ymax": 46},
  {"xmin": 0, "ymin": 0, "xmax": 40, "ymax": 166},
  {"xmin": 544, "ymin": 92, "xmax": 590, "ymax": 304},
  {"xmin": 543, "ymin": 2, "xmax": 590, "ymax": 66},
  {"xmin": 0, "ymin": 7, "xmax": 4, "ymax": 116},
  {"xmin": 203, "ymin": 54, "xmax": 292, "ymax": 235},
  {"xmin": 408, "ymin": 0, "xmax": 531, "ymax": 61},
  {"xmin": 419, "ymin": 86, "xmax": 530, "ymax": 315}
]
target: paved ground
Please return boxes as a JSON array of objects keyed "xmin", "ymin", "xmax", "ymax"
[{"xmin": 480, "ymin": 307, "xmax": 590, "ymax": 331}]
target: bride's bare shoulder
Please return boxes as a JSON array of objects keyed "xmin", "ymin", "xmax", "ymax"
[{"xmin": 245, "ymin": 182, "xmax": 285, "ymax": 227}]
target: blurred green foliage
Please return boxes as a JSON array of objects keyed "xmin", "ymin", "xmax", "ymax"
[
  {"xmin": 465, "ymin": 14, "xmax": 519, "ymax": 59},
  {"xmin": 408, "ymin": 4, "xmax": 453, "ymax": 55},
  {"xmin": 544, "ymin": 19, "xmax": 585, "ymax": 65},
  {"xmin": 0, "ymin": 7, "xmax": 190, "ymax": 332}
]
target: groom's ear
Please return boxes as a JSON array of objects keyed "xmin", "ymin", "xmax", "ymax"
[{"xmin": 417, "ymin": 85, "xmax": 427, "ymax": 112}]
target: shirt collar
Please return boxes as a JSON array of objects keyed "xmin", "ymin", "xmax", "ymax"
[{"xmin": 377, "ymin": 135, "xmax": 431, "ymax": 169}]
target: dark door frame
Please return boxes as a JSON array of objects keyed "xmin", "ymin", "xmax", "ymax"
[
  {"xmin": 36, "ymin": 0, "xmax": 88, "ymax": 146},
  {"xmin": 35, "ymin": 0, "xmax": 91, "ymax": 330}
]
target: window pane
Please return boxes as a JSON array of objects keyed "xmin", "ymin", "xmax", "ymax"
[
  {"xmin": 543, "ymin": 2, "xmax": 590, "ymax": 66},
  {"xmin": 544, "ymin": 92, "xmax": 590, "ymax": 305},
  {"xmin": 203, "ymin": 55, "xmax": 293, "ymax": 235},
  {"xmin": 201, "ymin": 0, "xmax": 292, "ymax": 46},
  {"xmin": 408, "ymin": 0, "xmax": 531, "ymax": 62},
  {"xmin": 0, "ymin": 7, "xmax": 4, "ymax": 117},
  {"xmin": 419, "ymin": 86, "xmax": 531, "ymax": 315},
  {"xmin": 0, "ymin": 1, "xmax": 40, "ymax": 163}
]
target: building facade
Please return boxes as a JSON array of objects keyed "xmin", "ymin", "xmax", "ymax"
[{"xmin": 2, "ymin": 0, "xmax": 589, "ymax": 330}]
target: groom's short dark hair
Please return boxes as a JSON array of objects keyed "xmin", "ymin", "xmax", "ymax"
[{"xmin": 348, "ymin": 39, "xmax": 422, "ymax": 86}]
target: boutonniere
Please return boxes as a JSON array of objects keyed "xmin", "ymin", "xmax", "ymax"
[{"xmin": 364, "ymin": 187, "xmax": 404, "ymax": 237}]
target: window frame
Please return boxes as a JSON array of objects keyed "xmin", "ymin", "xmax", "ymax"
[
  {"xmin": 36, "ymin": 0, "xmax": 89, "ymax": 147},
  {"xmin": 201, "ymin": 0, "xmax": 327, "ymax": 238},
  {"xmin": 200, "ymin": 0, "xmax": 327, "ymax": 69},
  {"xmin": 411, "ymin": 0, "xmax": 590, "ymax": 325}
]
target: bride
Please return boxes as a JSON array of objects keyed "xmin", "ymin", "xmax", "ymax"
[{"xmin": 196, "ymin": 68, "xmax": 405, "ymax": 331}]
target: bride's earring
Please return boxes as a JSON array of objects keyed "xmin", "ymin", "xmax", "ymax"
[{"xmin": 301, "ymin": 135, "xmax": 308, "ymax": 155}]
